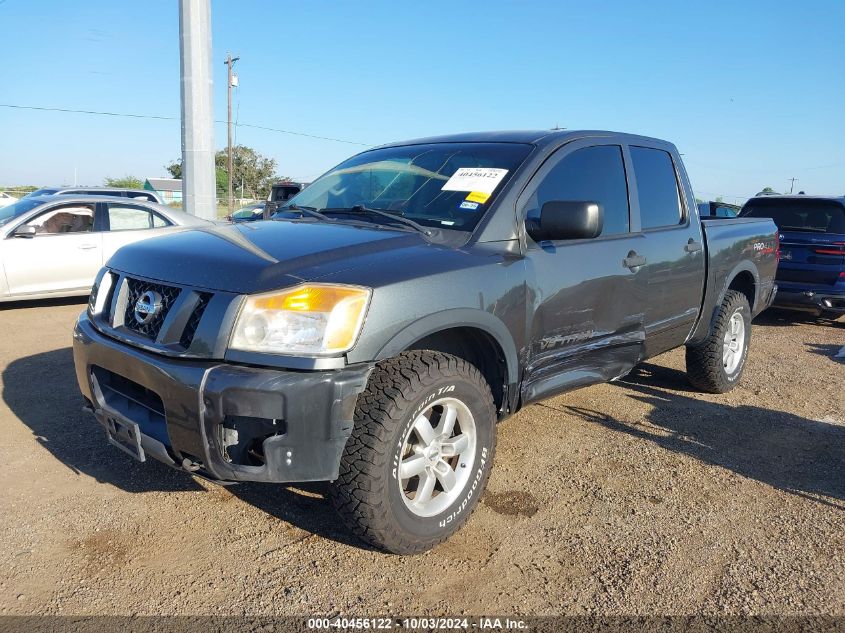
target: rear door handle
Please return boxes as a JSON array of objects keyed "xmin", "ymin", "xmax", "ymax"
[
  {"xmin": 623, "ymin": 252, "xmax": 647, "ymax": 270},
  {"xmin": 685, "ymin": 239, "xmax": 703, "ymax": 253},
  {"xmin": 78, "ymin": 244, "xmax": 97, "ymax": 250}
]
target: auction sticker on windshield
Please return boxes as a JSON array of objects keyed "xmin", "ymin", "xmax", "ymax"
[{"xmin": 441, "ymin": 167, "xmax": 508, "ymax": 194}]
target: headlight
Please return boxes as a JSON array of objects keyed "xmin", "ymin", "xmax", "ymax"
[{"xmin": 229, "ymin": 284, "xmax": 372, "ymax": 355}]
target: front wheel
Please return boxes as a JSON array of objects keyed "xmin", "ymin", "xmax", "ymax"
[
  {"xmin": 686, "ymin": 290, "xmax": 751, "ymax": 393},
  {"xmin": 330, "ymin": 351, "xmax": 497, "ymax": 554}
]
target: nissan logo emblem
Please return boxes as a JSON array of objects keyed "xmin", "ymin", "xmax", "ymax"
[{"xmin": 134, "ymin": 290, "xmax": 163, "ymax": 325}]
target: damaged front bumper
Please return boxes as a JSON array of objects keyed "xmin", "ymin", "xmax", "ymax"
[{"xmin": 73, "ymin": 312, "xmax": 372, "ymax": 483}]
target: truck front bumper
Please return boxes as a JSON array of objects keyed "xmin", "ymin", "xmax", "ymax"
[{"xmin": 73, "ymin": 312, "xmax": 373, "ymax": 483}]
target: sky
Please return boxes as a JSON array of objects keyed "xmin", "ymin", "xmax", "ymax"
[{"xmin": 1, "ymin": 0, "xmax": 843, "ymax": 204}]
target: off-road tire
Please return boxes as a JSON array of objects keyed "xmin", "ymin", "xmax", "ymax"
[
  {"xmin": 329, "ymin": 350, "xmax": 497, "ymax": 554},
  {"xmin": 686, "ymin": 290, "xmax": 751, "ymax": 393}
]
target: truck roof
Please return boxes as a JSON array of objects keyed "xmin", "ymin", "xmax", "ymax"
[{"xmin": 375, "ymin": 129, "xmax": 673, "ymax": 150}]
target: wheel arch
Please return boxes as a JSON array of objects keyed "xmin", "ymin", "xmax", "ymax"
[
  {"xmin": 689, "ymin": 260, "xmax": 760, "ymax": 346},
  {"xmin": 373, "ymin": 309, "xmax": 519, "ymax": 418},
  {"xmin": 726, "ymin": 268, "xmax": 757, "ymax": 312}
]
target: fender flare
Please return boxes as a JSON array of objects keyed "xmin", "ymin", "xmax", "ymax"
[
  {"xmin": 691, "ymin": 260, "xmax": 760, "ymax": 344},
  {"xmin": 374, "ymin": 308, "xmax": 519, "ymax": 387},
  {"xmin": 719, "ymin": 260, "xmax": 760, "ymax": 310}
]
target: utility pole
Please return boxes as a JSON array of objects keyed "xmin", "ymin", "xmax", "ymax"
[
  {"xmin": 788, "ymin": 177, "xmax": 798, "ymax": 194},
  {"xmin": 178, "ymin": 0, "xmax": 216, "ymax": 220},
  {"xmin": 224, "ymin": 53, "xmax": 239, "ymax": 214}
]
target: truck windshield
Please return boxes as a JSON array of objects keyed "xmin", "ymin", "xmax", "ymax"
[
  {"xmin": 741, "ymin": 198, "xmax": 845, "ymax": 233},
  {"xmin": 281, "ymin": 142, "xmax": 532, "ymax": 231}
]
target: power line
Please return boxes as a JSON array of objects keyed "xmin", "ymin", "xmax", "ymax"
[
  {"xmin": 0, "ymin": 103, "xmax": 177, "ymax": 120},
  {"xmin": 0, "ymin": 103, "xmax": 371, "ymax": 146},
  {"xmin": 233, "ymin": 122, "xmax": 369, "ymax": 146}
]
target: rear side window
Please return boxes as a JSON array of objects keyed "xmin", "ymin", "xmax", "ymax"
[
  {"xmin": 271, "ymin": 185, "xmax": 301, "ymax": 202},
  {"xmin": 741, "ymin": 199, "xmax": 845, "ymax": 233},
  {"xmin": 714, "ymin": 205, "xmax": 737, "ymax": 218},
  {"xmin": 107, "ymin": 203, "xmax": 169, "ymax": 230},
  {"xmin": 526, "ymin": 145, "xmax": 630, "ymax": 237},
  {"xmin": 631, "ymin": 147, "xmax": 683, "ymax": 229}
]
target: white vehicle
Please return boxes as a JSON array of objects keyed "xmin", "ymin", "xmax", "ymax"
[
  {"xmin": 0, "ymin": 195, "xmax": 210, "ymax": 302},
  {"xmin": 0, "ymin": 192, "xmax": 18, "ymax": 208}
]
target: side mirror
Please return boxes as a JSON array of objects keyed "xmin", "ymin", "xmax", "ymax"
[
  {"xmin": 526, "ymin": 200, "xmax": 603, "ymax": 242},
  {"xmin": 12, "ymin": 225, "xmax": 37, "ymax": 238}
]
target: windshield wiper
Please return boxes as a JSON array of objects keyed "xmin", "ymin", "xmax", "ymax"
[
  {"xmin": 322, "ymin": 205, "xmax": 433, "ymax": 236},
  {"xmin": 281, "ymin": 203, "xmax": 332, "ymax": 222}
]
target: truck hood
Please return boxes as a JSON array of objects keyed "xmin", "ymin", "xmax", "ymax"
[{"xmin": 106, "ymin": 220, "xmax": 437, "ymax": 293}]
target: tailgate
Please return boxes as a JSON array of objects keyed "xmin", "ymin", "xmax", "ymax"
[{"xmin": 778, "ymin": 230, "xmax": 845, "ymax": 286}]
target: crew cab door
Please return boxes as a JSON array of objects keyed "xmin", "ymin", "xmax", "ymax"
[
  {"xmin": 2, "ymin": 201, "xmax": 102, "ymax": 296},
  {"xmin": 520, "ymin": 140, "xmax": 648, "ymax": 404},
  {"xmin": 627, "ymin": 145, "xmax": 706, "ymax": 356}
]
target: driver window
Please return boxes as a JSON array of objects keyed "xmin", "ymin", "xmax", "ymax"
[
  {"xmin": 28, "ymin": 204, "xmax": 95, "ymax": 234},
  {"xmin": 524, "ymin": 145, "xmax": 630, "ymax": 238}
]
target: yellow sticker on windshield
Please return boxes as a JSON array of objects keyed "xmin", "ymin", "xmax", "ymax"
[{"xmin": 465, "ymin": 191, "xmax": 490, "ymax": 204}]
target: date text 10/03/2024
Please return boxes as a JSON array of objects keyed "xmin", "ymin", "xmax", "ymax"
[{"xmin": 306, "ymin": 617, "xmax": 528, "ymax": 630}]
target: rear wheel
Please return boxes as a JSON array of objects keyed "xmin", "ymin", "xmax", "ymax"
[
  {"xmin": 329, "ymin": 351, "xmax": 496, "ymax": 554},
  {"xmin": 686, "ymin": 290, "xmax": 751, "ymax": 393}
]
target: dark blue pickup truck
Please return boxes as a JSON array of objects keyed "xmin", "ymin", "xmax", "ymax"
[
  {"xmin": 73, "ymin": 130, "xmax": 778, "ymax": 553},
  {"xmin": 741, "ymin": 195, "xmax": 845, "ymax": 316}
]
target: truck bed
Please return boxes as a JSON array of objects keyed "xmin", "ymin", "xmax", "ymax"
[{"xmin": 688, "ymin": 217, "xmax": 779, "ymax": 344}]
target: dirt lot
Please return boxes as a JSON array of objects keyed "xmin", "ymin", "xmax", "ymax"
[{"xmin": 0, "ymin": 299, "xmax": 842, "ymax": 616}]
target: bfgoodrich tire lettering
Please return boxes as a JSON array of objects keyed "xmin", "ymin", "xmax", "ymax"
[
  {"xmin": 330, "ymin": 350, "xmax": 496, "ymax": 554},
  {"xmin": 685, "ymin": 290, "xmax": 752, "ymax": 393}
]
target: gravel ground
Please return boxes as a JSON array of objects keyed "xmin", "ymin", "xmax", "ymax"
[{"xmin": 0, "ymin": 299, "xmax": 842, "ymax": 616}]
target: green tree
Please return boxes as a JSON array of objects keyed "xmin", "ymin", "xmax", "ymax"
[
  {"xmin": 760, "ymin": 186, "xmax": 777, "ymax": 194},
  {"xmin": 215, "ymin": 168, "xmax": 229, "ymax": 198},
  {"xmin": 165, "ymin": 145, "xmax": 282, "ymax": 200},
  {"xmin": 164, "ymin": 160, "xmax": 182, "ymax": 179},
  {"xmin": 104, "ymin": 175, "xmax": 144, "ymax": 189},
  {"xmin": 217, "ymin": 145, "xmax": 278, "ymax": 200}
]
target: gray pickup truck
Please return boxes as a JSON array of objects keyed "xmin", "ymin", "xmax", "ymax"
[{"xmin": 73, "ymin": 130, "xmax": 778, "ymax": 553}]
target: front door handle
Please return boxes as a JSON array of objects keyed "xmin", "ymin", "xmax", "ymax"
[
  {"xmin": 78, "ymin": 244, "xmax": 97, "ymax": 250},
  {"xmin": 623, "ymin": 251, "xmax": 647, "ymax": 270},
  {"xmin": 685, "ymin": 239, "xmax": 703, "ymax": 253}
]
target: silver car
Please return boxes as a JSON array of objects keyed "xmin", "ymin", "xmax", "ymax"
[{"xmin": 0, "ymin": 195, "xmax": 210, "ymax": 301}]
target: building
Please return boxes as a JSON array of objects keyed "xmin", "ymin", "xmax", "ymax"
[{"xmin": 144, "ymin": 178, "xmax": 183, "ymax": 204}]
